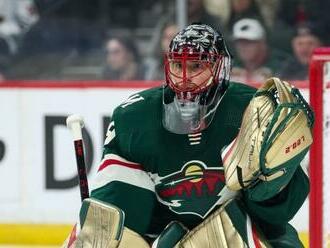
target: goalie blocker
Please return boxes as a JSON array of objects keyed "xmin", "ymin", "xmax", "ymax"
[{"xmin": 221, "ymin": 77, "xmax": 314, "ymax": 201}]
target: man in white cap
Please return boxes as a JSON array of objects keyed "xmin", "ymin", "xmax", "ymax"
[{"xmin": 231, "ymin": 18, "xmax": 287, "ymax": 83}]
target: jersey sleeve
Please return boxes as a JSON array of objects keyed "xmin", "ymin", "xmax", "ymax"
[
  {"xmin": 241, "ymin": 165, "xmax": 309, "ymax": 226},
  {"xmin": 90, "ymin": 115, "xmax": 157, "ymax": 235}
]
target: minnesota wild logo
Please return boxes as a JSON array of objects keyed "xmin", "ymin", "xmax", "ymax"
[{"xmin": 156, "ymin": 160, "xmax": 228, "ymax": 218}]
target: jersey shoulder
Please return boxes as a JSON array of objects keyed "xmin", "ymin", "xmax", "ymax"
[
  {"xmin": 112, "ymin": 86, "xmax": 163, "ymax": 133},
  {"xmin": 214, "ymin": 81, "xmax": 257, "ymax": 127},
  {"xmin": 226, "ymin": 81, "xmax": 257, "ymax": 99}
]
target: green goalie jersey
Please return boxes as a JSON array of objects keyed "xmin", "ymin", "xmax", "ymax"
[{"xmin": 90, "ymin": 82, "xmax": 309, "ymax": 241}]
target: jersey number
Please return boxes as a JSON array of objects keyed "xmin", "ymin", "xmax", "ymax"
[{"xmin": 121, "ymin": 94, "xmax": 144, "ymax": 108}]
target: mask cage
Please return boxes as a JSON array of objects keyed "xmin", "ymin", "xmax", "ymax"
[{"xmin": 164, "ymin": 51, "xmax": 223, "ymax": 99}]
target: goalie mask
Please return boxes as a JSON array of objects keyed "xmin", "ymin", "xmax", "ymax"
[{"xmin": 163, "ymin": 23, "xmax": 232, "ymax": 134}]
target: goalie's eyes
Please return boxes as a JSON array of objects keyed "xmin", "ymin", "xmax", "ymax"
[
  {"xmin": 171, "ymin": 61, "xmax": 206, "ymax": 73},
  {"xmin": 172, "ymin": 62, "xmax": 183, "ymax": 70},
  {"xmin": 191, "ymin": 63, "xmax": 204, "ymax": 71}
]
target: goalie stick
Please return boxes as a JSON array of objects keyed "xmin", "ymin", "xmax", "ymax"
[
  {"xmin": 66, "ymin": 114, "xmax": 90, "ymax": 201},
  {"xmin": 64, "ymin": 115, "xmax": 149, "ymax": 248}
]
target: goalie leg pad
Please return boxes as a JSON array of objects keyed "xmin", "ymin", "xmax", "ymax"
[
  {"xmin": 63, "ymin": 198, "xmax": 149, "ymax": 248},
  {"xmin": 118, "ymin": 227, "xmax": 150, "ymax": 248},
  {"xmin": 175, "ymin": 200, "xmax": 270, "ymax": 248},
  {"xmin": 74, "ymin": 198, "xmax": 125, "ymax": 248}
]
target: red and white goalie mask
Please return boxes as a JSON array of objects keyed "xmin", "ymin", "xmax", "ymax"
[{"xmin": 162, "ymin": 24, "xmax": 232, "ymax": 134}]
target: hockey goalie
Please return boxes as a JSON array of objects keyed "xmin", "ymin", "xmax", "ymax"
[{"xmin": 62, "ymin": 23, "xmax": 314, "ymax": 248}]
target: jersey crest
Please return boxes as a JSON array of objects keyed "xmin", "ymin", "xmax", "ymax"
[{"xmin": 155, "ymin": 160, "xmax": 227, "ymax": 218}]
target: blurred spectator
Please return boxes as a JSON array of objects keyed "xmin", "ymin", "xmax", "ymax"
[
  {"xmin": 269, "ymin": 0, "xmax": 321, "ymax": 54},
  {"xmin": 162, "ymin": 0, "xmax": 222, "ymax": 32},
  {"xmin": 187, "ymin": 0, "xmax": 223, "ymax": 32},
  {"xmin": 14, "ymin": 0, "xmax": 104, "ymax": 58},
  {"xmin": 6, "ymin": 16, "xmax": 104, "ymax": 80},
  {"xmin": 276, "ymin": 0, "xmax": 320, "ymax": 28},
  {"xmin": 0, "ymin": 0, "xmax": 39, "ymax": 80},
  {"xmin": 0, "ymin": 0, "xmax": 39, "ymax": 53},
  {"xmin": 204, "ymin": 0, "xmax": 275, "ymax": 34},
  {"xmin": 146, "ymin": 21, "xmax": 178, "ymax": 80},
  {"xmin": 34, "ymin": 0, "xmax": 99, "ymax": 20},
  {"xmin": 278, "ymin": 23, "xmax": 323, "ymax": 81},
  {"xmin": 205, "ymin": 0, "xmax": 278, "ymax": 30},
  {"xmin": 231, "ymin": 18, "xmax": 288, "ymax": 83},
  {"xmin": 102, "ymin": 35, "xmax": 146, "ymax": 80},
  {"xmin": 6, "ymin": 0, "xmax": 105, "ymax": 80}
]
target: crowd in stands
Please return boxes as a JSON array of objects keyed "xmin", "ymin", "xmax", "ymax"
[
  {"xmin": 0, "ymin": 0, "xmax": 328, "ymax": 84},
  {"xmin": 103, "ymin": 35, "xmax": 146, "ymax": 80}
]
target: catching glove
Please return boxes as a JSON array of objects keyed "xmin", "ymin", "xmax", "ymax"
[{"xmin": 221, "ymin": 77, "xmax": 314, "ymax": 198}]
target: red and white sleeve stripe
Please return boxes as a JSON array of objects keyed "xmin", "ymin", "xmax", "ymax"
[{"xmin": 91, "ymin": 154, "xmax": 155, "ymax": 192}]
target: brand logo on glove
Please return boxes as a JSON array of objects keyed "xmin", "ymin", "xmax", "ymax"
[
  {"xmin": 285, "ymin": 135, "xmax": 306, "ymax": 154},
  {"xmin": 156, "ymin": 160, "xmax": 226, "ymax": 218}
]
